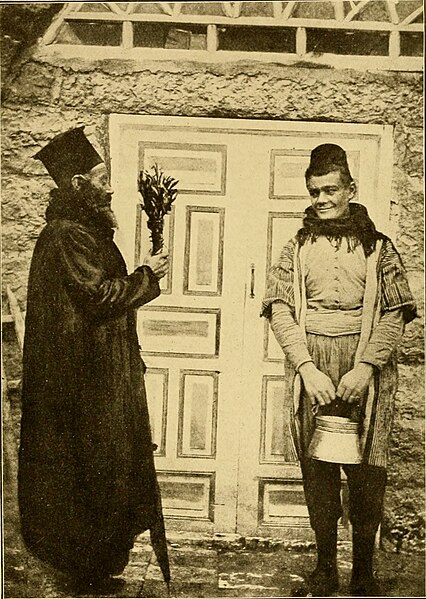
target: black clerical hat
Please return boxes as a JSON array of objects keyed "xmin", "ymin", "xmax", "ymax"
[{"xmin": 34, "ymin": 127, "xmax": 103, "ymax": 187}]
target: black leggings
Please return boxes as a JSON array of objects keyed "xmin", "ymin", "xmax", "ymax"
[{"xmin": 300, "ymin": 457, "xmax": 387, "ymax": 536}]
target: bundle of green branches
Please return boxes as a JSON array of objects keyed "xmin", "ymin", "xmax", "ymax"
[{"xmin": 138, "ymin": 163, "xmax": 179, "ymax": 254}]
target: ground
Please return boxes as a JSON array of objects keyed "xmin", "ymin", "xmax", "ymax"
[{"xmin": 4, "ymin": 504, "xmax": 425, "ymax": 599}]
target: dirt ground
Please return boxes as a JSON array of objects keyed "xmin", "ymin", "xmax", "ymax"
[{"xmin": 3, "ymin": 492, "xmax": 425, "ymax": 599}]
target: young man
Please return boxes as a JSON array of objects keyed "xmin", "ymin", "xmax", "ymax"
[
  {"xmin": 262, "ymin": 144, "xmax": 416, "ymax": 597},
  {"xmin": 18, "ymin": 127, "xmax": 170, "ymax": 593}
]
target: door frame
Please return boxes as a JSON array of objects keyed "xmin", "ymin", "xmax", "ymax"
[{"xmin": 109, "ymin": 114, "xmax": 394, "ymax": 536}]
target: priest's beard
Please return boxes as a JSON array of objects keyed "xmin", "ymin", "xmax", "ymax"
[{"xmin": 78, "ymin": 179, "xmax": 118, "ymax": 229}]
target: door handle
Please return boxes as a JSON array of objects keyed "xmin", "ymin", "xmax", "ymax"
[{"xmin": 250, "ymin": 263, "xmax": 255, "ymax": 298}]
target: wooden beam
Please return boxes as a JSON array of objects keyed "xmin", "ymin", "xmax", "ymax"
[
  {"xmin": 344, "ymin": 0, "xmax": 370, "ymax": 22},
  {"xmin": 222, "ymin": 3, "xmax": 234, "ymax": 18},
  {"xmin": 334, "ymin": 1, "xmax": 345, "ymax": 22},
  {"xmin": 6, "ymin": 286, "xmax": 25, "ymax": 352},
  {"xmin": 66, "ymin": 13, "xmax": 124, "ymax": 21},
  {"xmin": 296, "ymin": 26, "xmax": 306, "ymax": 56},
  {"xmin": 389, "ymin": 29, "xmax": 400, "ymax": 58},
  {"xmin": 67, "ymin": 2, "xmax": 84, "ymax": 13},
  {"xmin": 400, "ymin": 6, "xmax": 423, "ymax": 26},
  {"xmin": 207, "ymin": 24, "xmax": 218, "ymax": 52},
  {"xmin": 272, "ymin": 2, "xmax": 283, "ymax": 19},
  {"xmin": 282, "ymin": 1, "xmax": 296, "ymax": 20},
  {"xmin": 122, "ymin": 20, "xmax": 133, "ymax": 49},
  {"xmin": 2, "ymin": 313, "xmax": 26, "ymax": 325},
  {"xmin": 172, "ymin": 3, "xmax": 182, "ymax": 17},
  {"xmin": 62, "ymin": 12, "xmax": 422, "ymax": 31},
  {"xmin": 386, "ymin": 0, "xmax": 400, "ymax": 25},
  {"xmin": 42, "ymin": 3, "xmax": 77, "ymax": 45},
  {"xmin": 233, "ymin": 2, "xmax": 243, "ymax": 18},
  {"xmin": 223, "ymin": 2, "xmax": 242, "ymax": 19},
  {"xmin": 107, "ymin": 3, "xmax": 123, "ymax": 15},
  {"xmin": 159, "ymin": 3, "xmax": 174, "ymax": 16}
]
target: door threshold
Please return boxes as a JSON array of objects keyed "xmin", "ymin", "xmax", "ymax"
[{"xmin": 139, "ymin": 530, "xmax": 353, "ymax": 552}]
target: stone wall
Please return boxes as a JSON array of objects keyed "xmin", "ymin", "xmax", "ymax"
[{"xmin": 1, "ymin": 49, "xmax": 424, "ymax": 549}]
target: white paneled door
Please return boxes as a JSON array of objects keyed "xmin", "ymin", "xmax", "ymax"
[{"xmin": 110, "ymin": 115, "xmax": 392, "ymax": 537}]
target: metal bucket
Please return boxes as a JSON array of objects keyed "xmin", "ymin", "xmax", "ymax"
[{"xmin": 307, "ymin": 415, "xmax": 362, "ymax": 464}]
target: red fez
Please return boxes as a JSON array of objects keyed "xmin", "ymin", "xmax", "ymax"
[{"xmin": 34, "ymin": 127, "xmax": 103, "ymax": 187}]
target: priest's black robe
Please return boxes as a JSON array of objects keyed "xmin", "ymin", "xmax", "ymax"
[{"xmin": 18, "ymin": 191, "xmax": 169, "ymax": 581}]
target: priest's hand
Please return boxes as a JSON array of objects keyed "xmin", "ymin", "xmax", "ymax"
[
  {"xmin": 143, "ymin": 249, "xmax": 169, "ymax": 280},
  {"xmin": 298, "ymin": 361, "xmax": 336, "ymax": 406},
  {"xmin": 336, "ymin": 362, "xmax": 374, "ymax": 403}
]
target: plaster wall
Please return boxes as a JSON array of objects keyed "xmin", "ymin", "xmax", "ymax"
[{"xmin": 1, "ymin": 53, "xmax": 424, "ymax": 549}]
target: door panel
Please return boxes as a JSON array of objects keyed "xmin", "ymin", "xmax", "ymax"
[
  {"xmin": 235, "ymin": 127, "xmax": 391, "ymax": 537},
  {"xmin": 110, "ymin": 115, "xmax": 392, "ymax": 537},
  {"xmin": 110, "ymin": 118, "xmax": 247, "ymax": 533}
]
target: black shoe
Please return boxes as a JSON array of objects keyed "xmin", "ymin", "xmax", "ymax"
[
  {"xmin": 349, "ymin": 574, "xmax": 382, "ymax": 597},
  {"xmin": 292, "ymin": 566, "xmax": 339, "ymax": 597}
]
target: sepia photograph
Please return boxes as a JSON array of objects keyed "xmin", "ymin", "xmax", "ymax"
[{"xmin": 1, "ymin": 1, "xmax": 424, "ymax": 598}]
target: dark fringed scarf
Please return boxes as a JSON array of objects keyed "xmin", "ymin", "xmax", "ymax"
[{"xmin": 296, "ymin": 203, "xmax": 385, "ymax": 257}]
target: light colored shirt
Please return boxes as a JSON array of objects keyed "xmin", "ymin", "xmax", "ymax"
[
  {"xmin": 305, "ymin": 237, "xmax": 366, "ymax": 311},
  {"xmin": 270, "ymin": 238, "xmax": 405, "ymax": 371}
]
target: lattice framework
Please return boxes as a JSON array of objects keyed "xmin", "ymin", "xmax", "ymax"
[{"xmin": 41, "ymin": 1, "xmax": 424, "ymax": 68}]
